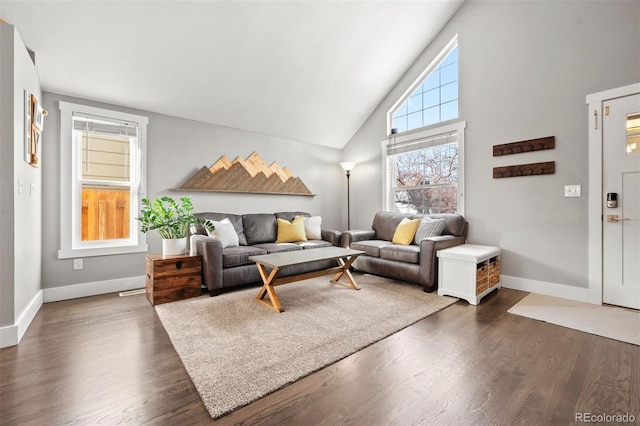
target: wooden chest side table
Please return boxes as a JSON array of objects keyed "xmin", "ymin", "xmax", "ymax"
[{"xmin": 145, "ymin": 254, "xmax": 202, "ymax": 305}]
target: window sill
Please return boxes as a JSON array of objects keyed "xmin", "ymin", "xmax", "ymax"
[{"xmin": 58, "ymin": 243, "xmax": 148, "ymax": 259}]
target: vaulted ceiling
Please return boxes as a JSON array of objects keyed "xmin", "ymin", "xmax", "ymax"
[{"xmin": 1, "ymin": 1, "xmax": 463, "ymax": 148}]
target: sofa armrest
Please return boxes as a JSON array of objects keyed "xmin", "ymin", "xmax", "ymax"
[
  {"xmin": 193, "ymin": 235, "xmax": 224, "ymax": 295},
  {"xmin": 419, "ymin": 235, "xmax": 467, "ymax": 292},
  {"xmin": 321, "ymin": 229, "xmax": 342, "ymax": 246},
  {"xmin": 341, "ymin": 230, "xmax": 376, "ymax": 248}
]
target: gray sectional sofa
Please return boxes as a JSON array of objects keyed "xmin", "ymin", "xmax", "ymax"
[
  {"xmin": 341, "ymin": 211, "xmax": 468, "ymax": 293},
  {"xmin": 189, "ymin": 211, "xmax": 342, "ymax": 296}
]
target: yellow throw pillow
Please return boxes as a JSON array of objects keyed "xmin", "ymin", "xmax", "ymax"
[
  {"xmin": 276, "ymin": 216, "xmax": 308, "ymax": 243},
  {"xmin": 392, "ymin": 217, "xmax": 421, "ymax": 245}
]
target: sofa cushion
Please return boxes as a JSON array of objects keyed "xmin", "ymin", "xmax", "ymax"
[
  {"xmin": 372, "ymin": 212, "xmax": 415, "ymax": 242},
  {"xmin": 427, "ymin": 213, "xmax": 466, "ymax": 236},
  {"xmin": 222, "ymin": 246, "xmax": 266, "ymax": 268},
  {"xmin": 252, "ymin": 242, "xmax": 303, "ymax": 254},
  {"xmin": 414, "ymin": 218, "xmax": 446, "ymax": 243},
  {"xmin": 392, "ymin": 218, "xmax": 421, "ymax": 245},
  {"xmin": 243, "ymin": 214, "xmax": 277, "ymax": 245},
  {"xmin": 276, "ymin": 216, "xmax": 307, "ymax": 243},
  {"xmin": 350, "ymin": 240, "xmax": 391, "ymax": 258},
  {"xmin": 296, "ymin": 240, "xmax": 332, "ymax": 249},
  {"xmin": 194, "ymin": 212, "xmax": 246, "ymax": 245},
  {"xmin": 380, "ymin": 245, "xmax": 421, "ymax": 264}
]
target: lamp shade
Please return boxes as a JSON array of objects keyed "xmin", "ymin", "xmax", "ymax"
[{"xmin": 340, "ymin": 162, "xmax": 356, "ymax": 172}]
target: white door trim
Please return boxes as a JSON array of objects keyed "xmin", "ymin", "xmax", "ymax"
[{"xmin": 586, "ymin": 83, "xmax": 640, "ymax": 305}]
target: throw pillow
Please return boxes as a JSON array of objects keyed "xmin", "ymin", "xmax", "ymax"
[
  {"xmin": 414, "ymin": 218, "xmax": 446, "ymax": 244},
  {"xmin": 276, "ymin": 216, "xmax": 308, "ymax": 243},
  {"xmin": 304, "ymin": 216, "xmax": 322, "ymax": 240},
  {"xmin": 206, "ymin": 218, "xmax": 239, "ymax": 248},
  {"xmin": 392, "ymin": 217, "xmax": 421, "ymax": 245}
]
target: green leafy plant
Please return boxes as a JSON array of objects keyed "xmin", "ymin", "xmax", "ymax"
[{"xmin": 136, "ymin": 196, "xmax": 214, "ymax": 239}]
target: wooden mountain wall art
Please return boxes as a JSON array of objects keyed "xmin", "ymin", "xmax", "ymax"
[{"xmin": 177, "ymin": 152, "xmax": 315, "ymax": 196}]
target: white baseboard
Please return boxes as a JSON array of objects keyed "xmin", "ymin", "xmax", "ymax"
[
  {"xmin": 17, "ymin": 289, "xmax": 43, "ymax": 341},
  {"xmin": 43, "ymin": 275, "xmax": 146, "ymax": 303},
  {"xmin": 501, "ymin": 275, "xmax": 591, "ymax": 303},
  {"xmin": 0, "ymin": 325, "xmax": 18, "ymax": 348},
  {"xmin": 0, "ymin": 289, "xmax": 44, "ymax": 349}
]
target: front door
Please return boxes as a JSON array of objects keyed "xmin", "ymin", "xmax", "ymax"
[{"xmin": 603, "ymin": 94, "xmax": 640, "ymax": 309}]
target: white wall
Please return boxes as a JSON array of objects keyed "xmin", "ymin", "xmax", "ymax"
[
  {"xmin": 343, "ymin": 1, "xmax": 640, "ymax": 296},
  {"xmin": 0, "ymin": 23, "xmax": 16, "ymax": 330},
  {"xmin": 0, "ymin": 22, "xmax": 43, "ymax": 347},
  {"xmin": 41, "ymin": 92, "xmax": 344, "ymax": 291}
]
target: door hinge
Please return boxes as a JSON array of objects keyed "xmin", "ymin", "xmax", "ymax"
[
  {"xmin": 605, "ymin": 106, "xmax": 610, "ymax": 116},
  {"xmin": 594, "ymin": 110, "xmax": 598, "ymax": 129}
]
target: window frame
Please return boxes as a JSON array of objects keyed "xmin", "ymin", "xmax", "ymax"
[
  {"xmin": 381, "ymin": 121, "xmax": 466, "ymax": 216},
  {"xmin": 58, "ymin": 101, "xmax": 148, "ymax": 259},
  {"xmin": 387, "ymin": 35, "xmax": 458, "ymax": 135}
]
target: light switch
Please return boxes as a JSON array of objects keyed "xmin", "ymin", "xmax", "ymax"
[{"xmin": 564, "ymin": 184, "xmax": 581, "ymax": 197}]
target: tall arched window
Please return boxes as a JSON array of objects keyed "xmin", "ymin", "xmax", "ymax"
[
  {"xmin": 384, "ymin": 36, "xmax": 464, "ymax": 215},
  {"xmin": 389, "ymin": 37, "xmax": 458, "ymax": 133}
]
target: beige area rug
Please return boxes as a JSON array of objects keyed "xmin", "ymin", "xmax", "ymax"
[
  {"xmin": 155, "ymin": 273, "xmax": 457, "ymax": 419},
  {"xmin": 508, "ymin": 292, "xmax": 640, "ymax": 346}
]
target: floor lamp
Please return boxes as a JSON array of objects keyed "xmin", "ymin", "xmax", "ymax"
[{"xmin": 339, "ymin": 162, "xmax": 356, "ymax": 230}]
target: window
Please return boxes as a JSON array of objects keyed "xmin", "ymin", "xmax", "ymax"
[
  {"xmin": 389, "ymin": 36, "xmax": 458, "ymax": 133},
  {"xmin": 384, "ymin": 37, "xmax": 463, "ymax": 215},
  {"xmin": 58, "ymin": 102, "xmax": 148, "ymax": 258},
  {"xmin": 384, "ymin": 122, "xmax": 465, "ymax": 215}
]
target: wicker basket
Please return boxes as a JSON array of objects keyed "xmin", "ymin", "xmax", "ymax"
[
  {"xmin": 489, "ymin": 258, "xmax": 501, "ymax": 286},
  {"xmin": 476, "ymin": 279, "xmax": 488, "ymax": 295},
  {"xmin": 476, "ymin": 264, "xmax": 488, "ymax": 295}
]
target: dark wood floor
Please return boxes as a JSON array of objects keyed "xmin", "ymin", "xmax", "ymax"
[{"xmin": 1, "ymin": 287, "xmax": 638, "ymax": 425}]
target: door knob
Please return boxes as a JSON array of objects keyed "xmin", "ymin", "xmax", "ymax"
[{"xmin": 607, "ymin": 215, "xmax": 631, "ymax": 223}]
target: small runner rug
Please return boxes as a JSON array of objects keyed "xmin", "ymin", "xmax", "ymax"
[
  {"xmin": 155, "ymin": 273, "xmax": 457, "ymax": 419},
  {"xmin": 508, "ymin": 292, "xmax": 640, "ymax": 346}
]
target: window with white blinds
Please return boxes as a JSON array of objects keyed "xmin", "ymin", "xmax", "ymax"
[
  {"xmin": 383, "ymin": 121, "xmax": 465, "ymax": 215},
  {"xmin": 384, "ymin": 36, "xmax": 464, "ymax": 215},
  {"xmin": 58, "ymin": 102, "xmax": 148, "ymax": 258}
]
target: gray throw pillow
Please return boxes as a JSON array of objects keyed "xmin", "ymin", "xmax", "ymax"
[{"xmin": 414, "ymin": 218, "xmax": 446, "ymax": 244}]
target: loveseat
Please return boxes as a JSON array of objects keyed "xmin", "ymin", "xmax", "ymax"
[
  {"xmin": 341, "ymin": 212, "xmax": 467, "ymax": 292},
  {"xmin": 189, "ymin": 211, "xmax": 342, "ymax": 296}
]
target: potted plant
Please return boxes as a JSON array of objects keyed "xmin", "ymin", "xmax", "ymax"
[{"xmin": 136, "ymin": 196, "xmax": 214, "ymax": 256}]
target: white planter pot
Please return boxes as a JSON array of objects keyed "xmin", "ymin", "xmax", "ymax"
[{"xmin": 162, "ymin": 237, "xmax": 187, "ymax": 256}]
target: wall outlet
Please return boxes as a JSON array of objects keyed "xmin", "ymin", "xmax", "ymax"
[
  {"xmin": 564, "ymin": 184, "xmax": 581, "ymax": 197},
  {"xmin": 73, "ymin": 258, "xmax": 83, "ymax": 270}
]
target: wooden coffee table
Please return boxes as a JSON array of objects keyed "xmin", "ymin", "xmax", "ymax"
[{"xmin": 249, "ymin": 246, "xmax": 365, "ymax": 313}]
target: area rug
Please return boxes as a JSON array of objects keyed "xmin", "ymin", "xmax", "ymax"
[
  {"xmin": 155, "ymin": 273, "xmax": 457, "ymax": 419},
  {"xmin": 508, "ymin": 292, "xmax": 640, "ymax": 346}
]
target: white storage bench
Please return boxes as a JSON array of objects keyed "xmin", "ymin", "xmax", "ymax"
[{"xmin": 437, "ymin": 244, "xmax": 501, "ymax": 305}]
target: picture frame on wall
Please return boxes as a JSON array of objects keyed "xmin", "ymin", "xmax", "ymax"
[
  {"xmin": 27, "ymin": 93, "xmax": 45, "ymax": 167},
  {"xmin": 33, "ymin": 101, "xmax": 45, "ymax": 130},
  {"xmin": 30, "ymin": 126, "xmax": 41, "ymax": 167},
  {"xmin": 24, "ymin": 90, "xmax": 32, "ymax": 164}
]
